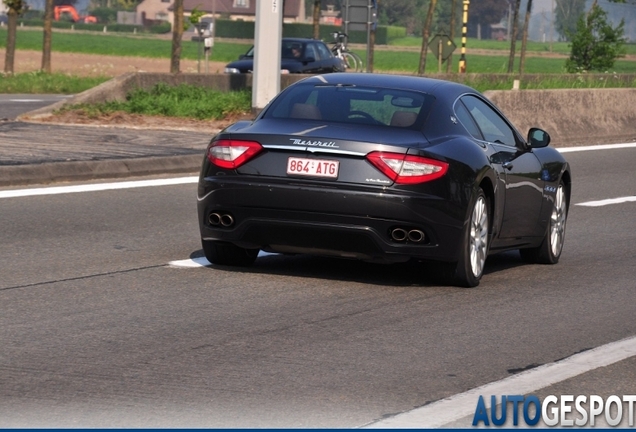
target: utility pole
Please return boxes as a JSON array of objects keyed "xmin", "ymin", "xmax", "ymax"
[{"xmin": 252, "ymin": 0, "xmax": 282, "ymax": 113}]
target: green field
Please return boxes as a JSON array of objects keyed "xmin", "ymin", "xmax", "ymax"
[
  {"xmin": 0, "ymin": 28, "xmax": 250, "ymax": 62},
  {"xmin": 355, "ymin": 49, "xmax": 636, "ymax": 74},
  {"xmin": 389, "ymin": 36, "xmax": 636, "ymax": 56},
  {"xmin": 1, "ymin": 27, "xmax": 635, "ymax": 95},
  {"xmin": 2, "ymin": 28, "xmax": 635, "ymax": 75}
]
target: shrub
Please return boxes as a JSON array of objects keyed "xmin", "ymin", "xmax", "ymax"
[{"xmin": 565, "ymin": 4, "xmax": 626, "ymax": 73}]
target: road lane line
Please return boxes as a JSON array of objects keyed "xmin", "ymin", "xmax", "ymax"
[
  {"xmin": 168, "ymin": 257, "xmax": 210, "ymax": 268},
  {"xmin": 0, "ymin": 176, "xmax": 198, "ymax": 199},
  {"xmin": 364, "ymin": 335, "xmax": 636, "ymax": 429},
  {"xmin": 557, "ymin": 142, "xmax": 636, "ymax": 153},
  {"xmin": 577, "ymin": 196, "xmax": 636, "ymax": 207},
  {"xmin": 1, "ymin": 143, "xmax": 633, "ymax": 200},
  {"xmin": 168, "ymin": 251, "xmax": 278, "ymax": 268}
]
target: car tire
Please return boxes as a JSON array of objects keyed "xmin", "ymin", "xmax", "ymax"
[
  {"xmin": 519, "ymin": 181, "xmax": 567, "ymax": 264},
  {"xmin": 202, "ymin": 239, "xmax": 259, "ymax": 266},
  {"xmin": 438, "ymin": 189, "xmax": 490, "ymax": 288}
]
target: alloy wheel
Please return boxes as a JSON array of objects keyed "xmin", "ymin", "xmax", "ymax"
[
  {"xmin": 550, "ymin": 185, "xmax": 567, "ymax": 257},
  {"xmin": 469, "ymin": 196, "xmax": 489, "ymax": 278}
]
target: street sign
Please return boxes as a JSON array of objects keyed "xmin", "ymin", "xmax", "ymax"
[
  {"xmin": 343, "ymin": 0, "xmax": 377, "ymax": 33},
  {"xmin": 429, "ymin": 34, "xmax": 456, "ymax": 62}
]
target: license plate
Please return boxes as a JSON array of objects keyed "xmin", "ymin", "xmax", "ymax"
[{"xmin": 286, "ymin": 157, "xmax": 339, "ymax": 179}]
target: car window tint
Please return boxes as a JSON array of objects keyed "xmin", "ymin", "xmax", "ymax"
[
  {"xmin": 461, "ymin": 95, "xmax": 516, "ymax": 146},
  {"xmin": 454, "ymin": 100, "xmax": 483, "ymax": 140},
  {"xmin": 315, "ymin": 42, "xmax": 332, "ymax": 60},
  {"xmin": 282, "ymin": 41, "xmax": 304, "ymax": 59},
  {"xmin": 265, "ymin": 83, "xmax": 434, "ymax": 130},
  {"xmin": 305, "ymin": 44, "xmax": 318, "ymax": 60}
]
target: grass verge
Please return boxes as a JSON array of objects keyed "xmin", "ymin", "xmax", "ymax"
[
  {"xmin": 59, "ymin": 83, "xmax": 252, "ymax": 120},
  {"xmin": 0, "ymin": 71, "xmax": 108, "ymax": 93}
]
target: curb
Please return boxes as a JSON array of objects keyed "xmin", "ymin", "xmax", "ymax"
[{"xmin": 0, "ymin": 154, "xmax": 202, "ymax": 187}]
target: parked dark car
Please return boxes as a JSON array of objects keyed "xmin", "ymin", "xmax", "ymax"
[
  {"xmin": 197, "ymin": 73, "xmax": 571, "ymax": 287},
  {"xmin": 224, "ymin": 38, "xmax": 345, "ymax": 74}
]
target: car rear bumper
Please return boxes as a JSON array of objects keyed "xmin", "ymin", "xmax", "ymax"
[{"xmin": 198, "ymin": 177, "xmax": 465, "ymax": 263}]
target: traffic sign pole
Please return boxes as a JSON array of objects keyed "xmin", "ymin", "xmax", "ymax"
[{"xmin": 458, "ymin": 0, "xmax": 469, "ymax": 73}]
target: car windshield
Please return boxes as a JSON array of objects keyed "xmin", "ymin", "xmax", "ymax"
[{"xmin": 264, "ymin": 83, "xmax": 436, "ymax": 130}]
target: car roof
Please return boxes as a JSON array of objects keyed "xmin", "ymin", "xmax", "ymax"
[
  {"xmin": 282, "ymin": 37, "xmax": 323, "ymax": 44},
  {"xmin": 298, "ymin": 73, "xmax": 479, "ymax": 101}
]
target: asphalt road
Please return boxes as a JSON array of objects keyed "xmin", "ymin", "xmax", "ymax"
[
  {"xmin": 1, "ymin": 145, "xmax": 635, "ymax": 427},
  {"xmin": 0, "ymin": 94, "xmax": 72, "ymax": 121}
]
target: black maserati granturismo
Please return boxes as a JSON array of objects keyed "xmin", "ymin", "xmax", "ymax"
[{"xmin": 197, "ymin": 73, "xmax": 571, "ymax": 287}]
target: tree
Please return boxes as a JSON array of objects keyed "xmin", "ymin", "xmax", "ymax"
[
  {"xmin": 170, "ymin": 0, "xmax": 184, "ymax": 73},
  {"xmin": 41, "ymin": 0, "xmax": 54, "ymax": 73},
  {"xmin": 565, "ymin": 3, "xmax": 626, "ymax": 72},
  {"xmin": 3, "ymin": 0, "xmax": 29, "ymax": 74},
  {"xmin": 445, "ymin": 0, "xmax": 456, "ymax": 73},
  {"xmin": 518, "ymin": 0, "xmax": 533, "ymax": 74},
  {"xmin": 507, "ymin": 0, "xmax": 520, "ymax": 72},
  {"xmin": 379, "ymin": 0, "xmax": 419, "ymax": 34},
  {"xmin": 418, "ymin": 0, "xmax": 437, "ymax": 75},
  {"xmin": 468, "ymin": 0, "xmax": 508, "ymax": 38},
  {"xmin": 312, "ymin": 0, "xmax": 320, "ymax": 39},
  {"xmin": 555, "ymin": 0, "xmax": 585, "ymax": 41}
]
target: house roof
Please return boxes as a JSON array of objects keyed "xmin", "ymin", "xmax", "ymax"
[{"xmin": 174, "ymin": 0, "xmax": 302, "ymax": 18}]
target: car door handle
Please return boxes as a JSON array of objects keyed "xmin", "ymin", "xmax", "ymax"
[{"xmin": 502, "ymin": 161, "xmax": 513, "ymax": 170}]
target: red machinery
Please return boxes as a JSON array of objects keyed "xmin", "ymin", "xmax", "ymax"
[{"xmin": 53, "ymin": 5, "xmax": 98, "ymax": 24}]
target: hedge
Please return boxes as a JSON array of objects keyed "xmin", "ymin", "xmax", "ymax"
[
  {"xmin": 214, "ymin": 19, "xmax": 405, "ymax": 45},
  {"xmin": 16, "ymin": 19, "xmax": 171, "ymax": 34}
]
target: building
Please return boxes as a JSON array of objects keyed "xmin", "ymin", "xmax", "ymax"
[{"xmin": 136, "ymin": 0, "xmax": 305, "ymax": 29}]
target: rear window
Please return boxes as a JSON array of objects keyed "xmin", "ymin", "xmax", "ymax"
[{"xmin": 264, "ymin": 83, "xmax": 435, "ymax": 130}]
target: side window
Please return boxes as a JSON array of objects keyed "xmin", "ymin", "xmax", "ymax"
[
  {"xmin": 460, "ymin": 95, "xmax": 516, "ymax": 146},
  {"xmin": 454, "ymin": 101, "xmax": 483, "ymax": 140},
  {"xmin": 305, "ymin": 44, "xmax": 318, "ymax": 60},
  {"xmin": 315, "ymin": 42, "xmax": 332, "ymax": 60}
]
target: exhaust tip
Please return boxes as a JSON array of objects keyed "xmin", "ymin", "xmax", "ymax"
[
  {"xmin": 220, "ymin": 214, "xmax": 234, "ymax": 227},
  {"xmin": 208, "ymin": 212, "xmax": 221, "ymax": 226},
  {"xmin": 391, "ymin": 228, "xmax": 408, "ymax": 242},
  {"xmin": 408, "ymin": 229, "xmax": 425, "ymax": 243}
]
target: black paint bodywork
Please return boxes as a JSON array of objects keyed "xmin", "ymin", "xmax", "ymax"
[{"xmin": 198, "ymin": 73, "xmax": 571, "ymax": 264}]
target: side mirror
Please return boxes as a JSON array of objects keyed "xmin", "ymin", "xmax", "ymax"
[{"xmin": 528, "ymin": 127, "xmax": 550, "ymax": 148}]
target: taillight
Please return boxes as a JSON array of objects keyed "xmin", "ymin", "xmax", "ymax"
[
  {"xmin": 207, "ymin": 139, "xmax": 263, "ymax": 169},
  {"xmin": 366, "ymin": 151, "xmax": 448, "ymax": 184}
]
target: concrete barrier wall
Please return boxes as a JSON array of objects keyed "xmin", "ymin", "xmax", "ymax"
[
  {"xmin": 21, "ymin": 73, "xmax": 636, "ymax": 146},
  {"xmin": 484, "ymin": 88, "xmax": 636, "ymax": 146}
]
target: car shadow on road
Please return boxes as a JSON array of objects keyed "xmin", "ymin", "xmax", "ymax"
[{"xmin": 189, "ymin": 249, "xmax": 529, "ymax": 288}]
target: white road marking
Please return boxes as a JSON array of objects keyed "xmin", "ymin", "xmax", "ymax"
[
  {"xmin": 169, "ymin": 257, "xmax": 210, "ymax": 268},
  {"xmin": 9, "ymin": 99, "xmax": 45, "ymax": 103},
  {"xmin": 0, "ymin": 142, "xmax": 633, "ymax": 200},
  {"xmin": 577, "ymin": 196, "xmax": 636, "ymax": 207},
  {"xmin": 557, "ymin": 142, "xmax": 636, "ymax": 153},
  {"xmin": 168, "ymin": 251, "xmax": 278, "ymax": 268},
  {"xmin": 0, "ymin": 176, "xmax": 198, "ymax": 199},
  {"xmin": 365, "ymin": 335, "xmax": 636, "ymax": 429}
]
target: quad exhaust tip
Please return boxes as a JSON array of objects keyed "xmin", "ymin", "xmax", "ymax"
[
  {"xmin": 391, "ymin": 228, "xmax": 425, "ymax": 243},
  {"xmin": 209, "ymin": 212, "xmax": 234, "ymax": 227}
]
